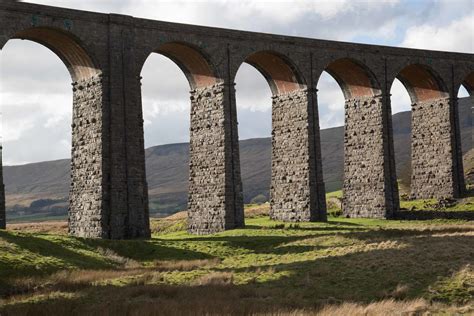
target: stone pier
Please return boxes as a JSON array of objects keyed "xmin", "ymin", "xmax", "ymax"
[
  {"xmin": 270, "ymin": 89, "xmax": 327, "ymax": 222},
  {"xmin": 342, "ymin": 95, "xmax": 398, "ymax": 218},
  {"xmin": 187, "ymin": 83, "xmax": 244, "ymax": 234},
  {"xmin": 410, "ymin": 97, "xmax": 464, "ymax": 199}
]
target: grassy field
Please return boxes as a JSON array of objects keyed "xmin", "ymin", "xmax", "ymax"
[{"xmin": 0, "ymin": 203, "xmax": 473, "ymax": 315}]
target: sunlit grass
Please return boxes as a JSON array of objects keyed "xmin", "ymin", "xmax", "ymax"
[{"xmin": 1, "ymin": 209, "xmax": 473, "ymax": 314}]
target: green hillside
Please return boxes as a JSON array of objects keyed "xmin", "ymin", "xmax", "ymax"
[{"xmin": 3, "ymin": 97, "xmax": 472, "ymax": 220}]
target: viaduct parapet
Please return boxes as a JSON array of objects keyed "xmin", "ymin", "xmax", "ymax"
[{"xmin": 0, "ymin": 1, "xmax": 472, "ymax": 237}]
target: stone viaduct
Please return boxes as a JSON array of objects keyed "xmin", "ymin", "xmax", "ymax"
[{"xmin": 0, "ymin": 1, "xmax": 472, "ymax": 238}]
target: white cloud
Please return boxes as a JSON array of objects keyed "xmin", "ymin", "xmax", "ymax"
[
  {"xmin": 2, "ymin": 0, "xmax": 470, "ymax": 165},
  {"xmin": 228, "ymin": 0, "xmax": 351, "ymax": 23},
  {"xmin": 458, "ymin": 85, "xmax": 470, "ymax": 97},
  {"xmin": 390, "ymin": 79, "xmax": 411, "ymax": 114},
  {"xmin": 401, "ymin": 13, "xmax": 474, "ymax": 53},
  {"xmin": 317, "ymin": 72, "xmax": 345, "ymax": 129},
  {"xmin": 235, "ymin": 63, "xmax": 272, "ymax": 112}
]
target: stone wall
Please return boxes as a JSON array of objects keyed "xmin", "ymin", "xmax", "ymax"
[
  {"xmin": 270, "ymin": 89, "xmax": 327, "ymax": 222},
  {"xmin": 343, "ymin": 96, "xmax": 397, "ymax": 218},
  {"xmin": 452, "ymin": 96, "xmax": 467, "ymax": 196},
  {"xmin": 309, "ymin": 91, "xmax": 328, "ymax": 221},
  {"xmin": 411, "ymin": 98, "xmax": 460, "ymax": 199},
  {"xmin": 228, "ymin": 84, "xmax": 245, "ymax": 228},
  {"xmin": 69, "ymin": 75, "xmax": 109, "ymax": 238},
  {"xmin": 187, "ymin": 83, "xmax": 244, "ymax": 234},
  {"xmin": 107, "ymin": 23, "xmax": 150, "ymax": 239}
]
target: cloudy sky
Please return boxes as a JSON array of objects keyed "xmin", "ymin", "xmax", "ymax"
[{"xmin": 0, "ymin": 0, "xmax": 472, "ymax": 165}]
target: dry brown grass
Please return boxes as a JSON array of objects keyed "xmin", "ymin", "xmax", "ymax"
[
  {"xmin": 153, "ymin": 258, "xmax": 221, "ymax": 271},
  {"xmin": 95, "ymin": 247, "xmax": 141, "ymax": 268},
  {"xmin": 4, "ymin": 287, "xmax": 472, "ymax": 316},
  {"xmin": 316, "ymin": 299, "xmax": 455, "ymax": 316},
  {"xmin": 161, "ymin": 203, "xmax": 270, "ymax": 222},
  {"xmin": 193, "ymin": 271, "xmax": 234, "ymax": 286},
  {"xmin": 163, "ymin": 211, "xmax": 187, "ymax": 221},
  {"xmin": 6, "ymin": 221, "xmax": 68, "ymax": 235},
  {"xmin": 245, "ymin": 203, "xmax": 271, "ymax": 218},
  {"xmin": 2, "ymin": 258, "xmax": 222, "ymax": 305},
  {"xmin": 2, "ymin": 216, "xmax": 473, "ymax": 315}
]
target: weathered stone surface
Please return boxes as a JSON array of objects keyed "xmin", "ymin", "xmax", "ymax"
[
  {"xmin": 68, "ymin": 76, "xmax": 108, "ymax": 238},
  {"xmin": 187, "ymin": 83, "xmax": 244, "ymax": 234},
  {"xmin": 343, "ymin": 96, "xmax": 398, "ymax": 218},
  {"xmin": 410, "ymin": 98, "xmax": 462, "ymax": 199},
  {"xmin": 270, "ymin": 89, "xmax": 327, "ymax": 222}
]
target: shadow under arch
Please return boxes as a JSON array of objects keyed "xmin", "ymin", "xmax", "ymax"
[
  {"xmin": 141, "ymin": 41, "xmax": 219, "ymax": 90},
  {"xmin": 393, "ymin": 63, "xmax": 448, "ymax": 103},
  {"xmin": 322, "ymin": 58, "xmax": 381, "ymax": 100},
  {"xmin": 240, "ymin": 50, "xmax": 306, "ymax": 95},
  {"xmin": 7, "ymin": 27, "xmax": 101, "ymax": 82}
]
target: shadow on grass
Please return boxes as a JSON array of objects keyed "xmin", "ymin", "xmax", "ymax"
[
  {"xmin": 82, "ymin": 238, "xmax": 213, "ymax": 262},
  {"xmin": 393, "ymin": 210, "xmax": 474, "ymax": 220},
  {"xmin": 463, "ymin": 188, "xmax": 474, "ymax": 198},
  {"xmin": 0, "ymin": 231, "xmax": 215, "ymax": 283},
  {"xmin": 0, "ymin": 231, "xmax": 113, "ymax": 277},
  {"xmin": 2, "ymin": 227, "xmax": 472, "ymax": 315},
  {"xmin": 155, "ymin": 225, "xmax": 473, "ymax": 256},
  {"xmin": 161, "ymin": 232, "xmax": 354, "ymax": 255}
]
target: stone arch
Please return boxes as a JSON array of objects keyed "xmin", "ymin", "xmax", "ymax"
[
  {"xmin": 1, "ymin": 26, "xmax": 107, "ymax": 237},
  {"xmin": 141, "ymin": 42, "xmax": 219, "ymax": 90},
  {"xmin": 392, "ymin": 64, "xmax": 461, "ymax": 199},
  {"xmin": 138, "ymin": 41, "xmax": 242, "ymax": 234},
  {"xmin": 317, "ymin": 58, "xmax": 397, "ymax": 218},
  {"xmin": 393, "ymin": 64, "xmax": 448, "ymax": 103},
  {"xmin": 322, "ymin": 58, "xmax": 381, "ymax": 99},
  {"xmin": 239, "ymin": 50, "xmax": 306, "ymax": 95},
  {"xmin": 6, "ymin": 27, "xmax": 100, "ymax": 81},
  {"xmin": 233, "ymin": 50, "xmax": 325, "ymax": 222}
]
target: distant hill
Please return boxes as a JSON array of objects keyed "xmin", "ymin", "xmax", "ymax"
[{"xmin": 4, "ymin": 97, "xmax": 472, "ymax": 220}]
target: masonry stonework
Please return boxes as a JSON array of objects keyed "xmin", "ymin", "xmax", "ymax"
[
  {"xmin": 270, "ymin": 89, "xmax": 327, "ymax": 222},
  {"xmin": 187, "ymin": 83, "xmax": 244, "ymax": 234},
  {"xmin": 343, "ymin": 96, "xmax": 397, "ymax": 218},
  {"xmin": 68, "ymin": 76, "xmax": 109, "ymax": 238},
  {"xmin": 410, "ymin": 98, "xmax": 461, "ymax": 199},
  {"xmin": 0, "ymin": 1, "xmax": 472, "ymax": 238}
]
